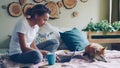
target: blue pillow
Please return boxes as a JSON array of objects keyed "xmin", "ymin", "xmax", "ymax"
[{"xmin": 60, "ymin": 28, "xmax": 89, "ymax": 51}]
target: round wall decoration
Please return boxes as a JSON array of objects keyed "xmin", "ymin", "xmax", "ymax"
[
  {"xmin": 7, "ymin": 2, "xmax": 22, "ymax": 17},
  {"xmin": 1, "ymin": 5, "xmax": 7, "ymax": 9},
  {"xmin": 33, "ymin": 0, "xmax": 43, "ymax": 3},
  {"xmin": 23, "ymin": 3, "xmax": 34, "ymax": 14},
  {"xmin": 45, "ymin": 1, "xmax": 60, "ymax": 19},
  {"xmin": 73, "ymin": 11, "xmax": 78, "ymax": 17},
  {"xmin": 57, "ymin": 1, "xmax": 63, "ymax": 8},
  {"xmin": 62, "ymin": 0, "xmax": 77, "ymax": 9}
]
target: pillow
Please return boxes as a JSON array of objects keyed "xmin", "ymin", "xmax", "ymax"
[
  {"xmin": 35, "ymin": 32, "xmax": 54, "ymax": 45},
  {"xmin": 60, "ymin": 27, "xmax": 89, "ymax": 51},
  {"xmin": 35, "ymin": 23, "xmax": 60, "ymax": 45},
  {"xmin": 39, "ymin": 23, "xmax": 60, "ymax": 41}
]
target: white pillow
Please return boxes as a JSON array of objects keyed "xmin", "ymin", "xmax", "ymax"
[
  {"xmin": 35, "ymin": 32, "xmax": 55, "ymax": 45},
  {"xmin": 39, "ymin": 23, "xmax": 60, "ymax": 39},
  {"xmin": 35, "ymin": 23, "xmax": 60, "ymax": 45}
]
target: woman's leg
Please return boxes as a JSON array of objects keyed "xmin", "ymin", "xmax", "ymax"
[
  {"xmin": 9, "ymin": 50, "xmax": 43, "ymax": 64},
  {"xmin": 37, "ymin": 39, "xmax": 59, "ymax": 52}
]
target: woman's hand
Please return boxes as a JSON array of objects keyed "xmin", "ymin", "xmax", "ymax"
[
  {"xmin": 40, "ymin": 50, "xmax": 49, "ymax": 56},
  {"xmin": 40, "ymin": 50, "xmax": 61, "ymax": 62}
]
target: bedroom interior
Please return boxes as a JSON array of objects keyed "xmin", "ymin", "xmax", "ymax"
[{"xmin": 0, "ymin": 0, "xmax": 120, "ymax": 68}]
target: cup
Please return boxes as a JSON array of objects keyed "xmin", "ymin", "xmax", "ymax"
[{"xmin": 46, "ymin": 53, "xmax": 56, "ymax": 65}]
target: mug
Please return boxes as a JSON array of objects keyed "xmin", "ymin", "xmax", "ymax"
[{"xmin": 46, "ymin": 53, "xmax": 56, "ymax": 65}]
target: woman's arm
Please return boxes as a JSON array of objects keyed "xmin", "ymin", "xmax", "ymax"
[
  {"xmin": 30, "ymin": 41, "xmax": 39, "ymax": 49},
  {"xmin": 30, "ymin": 39, "xmax": 49, "ymax": 55},
  {"xmin": 18, "ymin": 32, "xmax": 34, "ymax": 52},
  {"xmin": 30, "ymin": 39, "xmax": 60, "ymax": 61}
]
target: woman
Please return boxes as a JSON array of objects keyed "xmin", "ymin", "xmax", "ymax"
[{"xmin": 9, "ymin": 4, "xmax": 59, "ymax": 64}]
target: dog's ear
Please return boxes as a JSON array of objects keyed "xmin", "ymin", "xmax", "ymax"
[
  {"xmin": 102, "ymin": 48, "xmax": 105, "ymax": 50},
  {"xmin": 95, "ymin": 48, "xmax": 105, "ymax": 54},
  {"xmin": 103, "ymin": 46, "xmax": 108, "ymax": 50}
]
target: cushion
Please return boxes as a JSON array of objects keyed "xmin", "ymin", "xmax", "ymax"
[
  {"xmin": 35, "ymin": 32, "xmax": 54, "ymax": 45},
  {"xmin": 39, "ymin": 23, "xmax": 60, "ymax": 40},
  {"xmin": 60, "ymin": 27, "xmax": 89, "ymax": 51},
  {"xmin": 35, "ymin": 23, "xmax": 60, "ymax": 45}
]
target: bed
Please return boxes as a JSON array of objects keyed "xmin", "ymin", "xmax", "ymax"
[
  {"xmin": 38, "ymin": 50, "xmax": 120, "ymax": 68},
  {"xmin": 0, "ymin": 49, "xmax": 120, "ymax": 68},
  {"xmin": 1, "ymin": 24, "xmax": 120, "ymax": 68}
]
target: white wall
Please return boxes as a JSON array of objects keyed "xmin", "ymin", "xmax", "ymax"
[
  {"xmin": 50, "ymin": 0, "xmax": 109, "ymax": 29},
  {"xmin": 0, "ymin": 0, "xmax": 109, "ymax": 48}
]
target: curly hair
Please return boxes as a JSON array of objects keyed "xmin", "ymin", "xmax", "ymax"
[{"xmin": 25, "ymin": 4, "xmax": 51, "ymax": 19}]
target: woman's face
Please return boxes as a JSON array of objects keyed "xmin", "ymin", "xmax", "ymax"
[{"xmin": 35, "ymin": 13, "xmax": 50, "ymax": 27}]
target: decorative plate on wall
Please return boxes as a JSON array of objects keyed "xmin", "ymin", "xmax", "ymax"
[
  {"xmin": 45, "ymin": 1, "xmax": 60, "ymax": 19},
  {"xmin": 57, "ymin": 1, "xmax": 63, "ymax": 8},
  {"xmin": 23, "ymin": 3, "xmax": 34, "ymax": 13},
  {"xmin": 73, "ymin": 11, "xmax": 78, "ymax": 17},
  {"xmin": 1, "ymin": 5, "xmax": 7, "ymax": 9},
  {"xmin": 33, "ymin": 0, "xmax": 43, "ymax": 3},
  {"xmin": 7, "ymin": 2, "xmax": 22, "ymax": 17},
  {"xmin": 23, "ymin": 3, "xmax": 34, "ymax": 14},
  {"xmin": 62, "ymin": 0, "xmax": 77, "ymax": 9}
]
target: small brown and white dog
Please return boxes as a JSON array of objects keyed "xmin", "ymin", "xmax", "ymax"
[{"xmin": 83, "ymin": 43, "xmax": 107, "ymax": 62}]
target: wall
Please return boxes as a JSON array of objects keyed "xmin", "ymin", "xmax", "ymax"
[{"xmin": 0, "ymin": 0, "xmax": 109, "ymax": 48}]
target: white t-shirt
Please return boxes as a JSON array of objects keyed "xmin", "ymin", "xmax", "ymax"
[{"xmin": 9, "ymin": 18, "xmax": 39, "ymax": 55}]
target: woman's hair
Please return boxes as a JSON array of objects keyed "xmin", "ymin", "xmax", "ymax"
[{"xmin": 25, "ymin": 4, "xmax": 51, "ymax": 19}]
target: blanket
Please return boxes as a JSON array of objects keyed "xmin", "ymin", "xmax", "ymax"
[{"xmin": 0, "ymin": 50, "xmax": 120, "ymax": 68}]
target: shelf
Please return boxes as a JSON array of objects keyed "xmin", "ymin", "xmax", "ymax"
[{"xmin": 87, "ymin": 31, "xmax": 120, "ymax": 43}]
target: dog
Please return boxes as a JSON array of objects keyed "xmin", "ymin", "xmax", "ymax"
[{"xmin": 83, "ymin": 43, "xmax": 107, "ymax": 62}]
